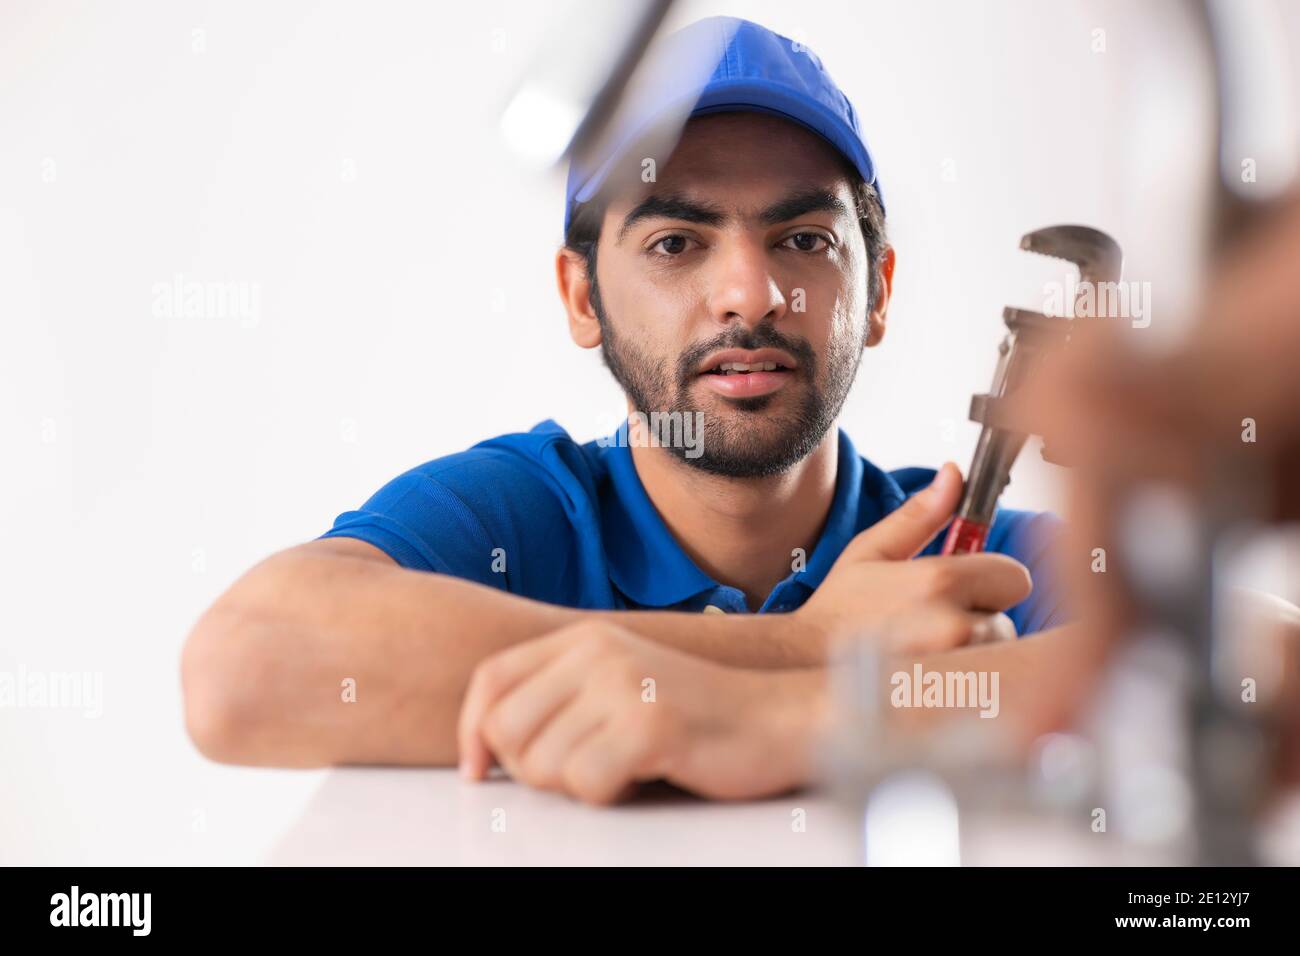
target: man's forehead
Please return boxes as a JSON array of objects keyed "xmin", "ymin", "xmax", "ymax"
[{"xmin": 602, "ymin": 112, "xmax": 854, "ymax": 223}]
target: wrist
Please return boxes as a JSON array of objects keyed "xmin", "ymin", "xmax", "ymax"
[
  {"xmin": 758, "ymin": 609, "xmax": 829, "ymax": 667},
  {"xmin": 747, "ymin": 666, "xmax": 833, "ymax": 790}
]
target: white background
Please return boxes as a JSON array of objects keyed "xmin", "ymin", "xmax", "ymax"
[{"xmin": 2, "ymin": 0, "xmax": 1297, "ymax": 864}]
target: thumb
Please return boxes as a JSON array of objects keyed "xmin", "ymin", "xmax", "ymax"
[{"xmin": 847, "ymin": 462, "xmax": 963, "ymax": 561}]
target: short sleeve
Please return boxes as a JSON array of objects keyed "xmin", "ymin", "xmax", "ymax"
[{"xmin": 319, "ymin": 443, "xmax": 589, "ymax": 603}]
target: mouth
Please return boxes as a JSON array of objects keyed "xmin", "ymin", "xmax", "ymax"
[{"xmin": 695, "ymin": 348, "xmax": 797, "ymax": 399}]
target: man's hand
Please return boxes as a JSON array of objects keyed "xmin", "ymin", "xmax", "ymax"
[
  {"xmin": 797, "ymin": 462, "xmax": 1031, "ymax": 652},
  {"xmin": 457, "ymin": 620, "xmax": 828, "ymax": 805}
]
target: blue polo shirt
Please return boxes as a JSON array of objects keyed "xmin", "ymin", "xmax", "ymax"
[{"xmin": 320, "ymin": 420, "xmax": 1067, "ymax": 635}]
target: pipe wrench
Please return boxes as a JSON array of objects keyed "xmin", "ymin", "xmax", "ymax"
[{"xmin": 941, "ymin": 225, "xmax": 1123, "ymax": 554}]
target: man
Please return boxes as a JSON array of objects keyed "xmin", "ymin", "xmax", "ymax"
[{"xmin": 182, "ymin": 17, "xmax": 1089, "ymax": 804}]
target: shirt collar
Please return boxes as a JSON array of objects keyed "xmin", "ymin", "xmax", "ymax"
[
  {"xmin": 598, "ymin": 428, "xmax": 909, "ymax": 609},
  {"xmin": 599, "ymin": 436, "xmax": 717, "ymax": 607}
]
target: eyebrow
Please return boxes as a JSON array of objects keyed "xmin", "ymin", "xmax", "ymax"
[
  {"xmin": 617, "ymin": 187, "xmax": 850, "ymax": 243},
  {"xmin": 758, "ymin": 187, "xmax": 849, "ymax": 226},
  {"xmin": 617, "ymin": 194, "xmax": 725, "ymax": 242}
]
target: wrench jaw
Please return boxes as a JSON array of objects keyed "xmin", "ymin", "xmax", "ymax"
[
  {"xmin": 942, "ymin": 225, "xmax": 1123, "ymax": 555},
  {"xmin": 1020, "ymin": 224, "xmax": 1124, "ymax": 289}
]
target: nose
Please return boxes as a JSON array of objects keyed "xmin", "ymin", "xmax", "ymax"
[{"xmin": 705, "ymin": 234, "xmax": 788, "ymax": 330}]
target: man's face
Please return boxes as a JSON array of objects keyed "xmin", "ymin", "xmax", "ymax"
[{"xmin": 590, "ymin": 112, "xmax": 879, "ymax": 478}]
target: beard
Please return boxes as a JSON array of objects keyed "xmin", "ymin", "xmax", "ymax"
[{"xmin": 594, "ymin": 289, "xmax": 864, "ymax": 479}]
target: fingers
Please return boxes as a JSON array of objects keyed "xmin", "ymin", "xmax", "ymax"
[
  {"xmin": 473, "ymin": 643, "xmax": 598, "ymax": 785},
  {"xmin": 459, "ymin": 621, "xmax": 651, "ymax": 791},
  {"xmin": 559, "ymin": 716, "xmax": 667, "ymax": 806},
  {"xmin": 458, "ymin": 621, "xmax": 686, "ymax": 804},
  {"xmin": 513, "ymin": 693, "xmax": 609, "ymax": 791},
  {"xmin": 847, "ymin": 462, "xmax": 963, "ymax": 561},
  {"xmin": 457, "ymin": 628, "xmax": 579, "ymax": 779},
  {"xmin": 874, "ymin": 605, "xmax": 1018, "ymax": 655},
  {"xmin": 914, "ymin": 552, "xmax": 1033, "ymax": 613},
  {"xmin": 971, "ymin": 611, "xmax": 1018, "ymax": 645}
]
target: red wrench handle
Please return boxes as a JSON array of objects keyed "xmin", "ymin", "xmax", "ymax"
[{"xmin": 941, "ymin": 516, "xmax": 990, "ymax": 555}]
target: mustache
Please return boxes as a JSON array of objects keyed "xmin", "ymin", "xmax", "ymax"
[{"xmin": 675, "ymin": 322, "xmax": 817, "ymax": 385}]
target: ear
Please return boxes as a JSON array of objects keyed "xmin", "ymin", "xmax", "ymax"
[
  {"xmin": 556, "ymin": 247, "xmax": 602, "ymax": 349},
  {"xmin": 864, "ymin": 244, "xmax": 896, "ymax": 348}
]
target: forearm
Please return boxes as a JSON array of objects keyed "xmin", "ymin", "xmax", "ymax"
[
  {"xmin": 181, "ymin": 540, "xmax": 822, "ymax": 768},
  {"xmin": 727, "ymin": 625, "xmax": 1110, "ymax": 797},
  {"xmin": 752, "ymin": 665, "xmax": 835, "ymax": 794},
  {"xmin": 601, "ymin": 607, "xmax": 823, "ymax": 668},
  {"xmin": 182, "ymin": 542, "xmax": 561, "ymax": 767}
]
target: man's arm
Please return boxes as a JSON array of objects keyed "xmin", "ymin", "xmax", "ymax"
[
  {"xmin": 181, "ymin": 537, "xmax": 823, "ymax": 769},
  {"xmin": 181, "ymin": 462, "xmax": 1028, "ymax": 769}
]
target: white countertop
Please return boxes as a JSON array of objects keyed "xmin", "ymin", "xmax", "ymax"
[
  {"xmin": 264, "ymin": 766, "xmax": 1300, "ymax": 867},
  {"xmin": 266, "ymin": 768, "xmax": 862, "ymax": 866}
]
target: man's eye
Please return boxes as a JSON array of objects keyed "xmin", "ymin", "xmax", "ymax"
[
  {"xmin": 651, "ymin": 235, "xmax": 692, "ymax": 256},
  {"xmin": 782, "ymin": 232, "xmax": 829, "ymax": 252}
]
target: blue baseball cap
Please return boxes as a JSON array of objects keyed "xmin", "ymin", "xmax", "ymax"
[{"xmin": 563, "ymin": 16, "xmax": 884, "ymax": 234}]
